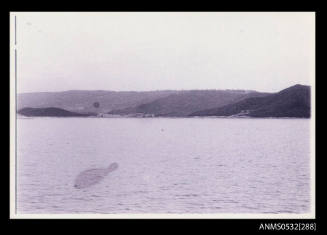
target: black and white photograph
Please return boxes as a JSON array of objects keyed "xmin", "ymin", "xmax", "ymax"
[{"xmin": 10, "ymin": 12, "xmax": 315, "ymax": 219}]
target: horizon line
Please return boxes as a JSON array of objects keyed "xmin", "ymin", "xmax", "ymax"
[{"xmin": 17, "ymin": 83, "xmax": 310, "ymax": 94}]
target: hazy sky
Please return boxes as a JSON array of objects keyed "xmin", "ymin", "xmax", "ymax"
[{"xmin": 13, "ymin": 12, "xmax": 315, "ymax": 93}]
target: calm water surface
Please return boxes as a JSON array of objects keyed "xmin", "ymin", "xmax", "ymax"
[{"xmin": 17, "ymin": 118, "xmax": 311, "ymax": 214}]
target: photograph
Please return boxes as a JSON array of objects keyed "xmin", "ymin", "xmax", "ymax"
[{"xmin": 10, "ymin": 12, "xmax": 315, "ymax": 219}]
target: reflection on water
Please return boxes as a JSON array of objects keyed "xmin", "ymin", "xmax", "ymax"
[{"xmin": 17, "ymin": 118, "xmax": 311, "ymax": 214}]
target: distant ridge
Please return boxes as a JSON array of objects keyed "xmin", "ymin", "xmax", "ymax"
[
  {"xmin": 18, "ymin": 107, "xmax": 96, "ymax": 117},
  {"xmin": 17, "ymin": 85, "xmax": 311, "ymax": 118},
  {"xmin": 108, "ymin": 90, "xmax": 269, "ymax": 117},
  {"xmin": 17, "ymin": 90, "xmax": 178, "ymax": 114},
  {"xmin": 189, "ymin": 84, "xmax": 310, "ymax": 118}
]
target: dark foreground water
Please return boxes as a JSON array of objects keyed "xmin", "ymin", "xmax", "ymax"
[{"xmin": 17, "ymin": 117, "xmax": 311, "ymax": 214}]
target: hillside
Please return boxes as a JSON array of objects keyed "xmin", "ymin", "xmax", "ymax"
[
  {"xmin": 17, "ymin": 90, "xmax": 178, "ymax": 114},
  {"xmin": 17, "ymin": 85, "xmax": 310, "ymax": 118},
  {"xmin": 18, "ymin": 107, "xmax": 96, "ymax": 117},
  {"xmin": 108, "ymin": 90, "xmax": 269, "ymax": 117},
  {"xmin": 189, "ymin": 85, "xmax": 311, "ymax": 118}
]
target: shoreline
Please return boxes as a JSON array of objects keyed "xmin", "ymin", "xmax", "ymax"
[{"xmin": 17, "ymin": 115, "xmax": 310, "ymax": 120}]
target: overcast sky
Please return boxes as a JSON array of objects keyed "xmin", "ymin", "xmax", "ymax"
[{"xmin": 13, "ymin": 12, "xmax": 315, "ymax": 93}]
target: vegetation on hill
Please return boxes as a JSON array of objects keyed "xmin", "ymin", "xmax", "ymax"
[
  {"xmin": 18, "ymin": 107, "xmax": 96, "ymax": 117},
  {"xmin": 189, "ymin": 85, "xmax": 310, "ymax": 118},
  {"xmin": 17, "ymin": 90, "xmax": 178, "ymax": 113},
  {"xmin": 17, "ymin": 85, "xmax": 310, "ymax": 118},
  {"xmin": 108, "ymin": 90, "xmax": 268, "ymax": 117}
]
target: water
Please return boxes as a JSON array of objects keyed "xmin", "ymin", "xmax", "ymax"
[{"xmin": 17, "ymin": 117, "xmax": 311, "ymax": 214}]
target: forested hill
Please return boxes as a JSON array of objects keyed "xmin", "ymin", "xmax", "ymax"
[
  {"xmin": 189, "ymin": 85, "xmax": 311, "ymax": 118},
  {"xmin": 18, "ymin": 107, "xmax": 95, "ymax": 117},
  {"xmin": 17, "ymin": 85, "xmax": 310, "ymax": 118},
  {"xmin": 108, "ymin": 90, "xmax": 268, "ymax": 117},
  {"xmin": 17, "ymin": 90, "xmax": 178, "ymax": 114}
]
